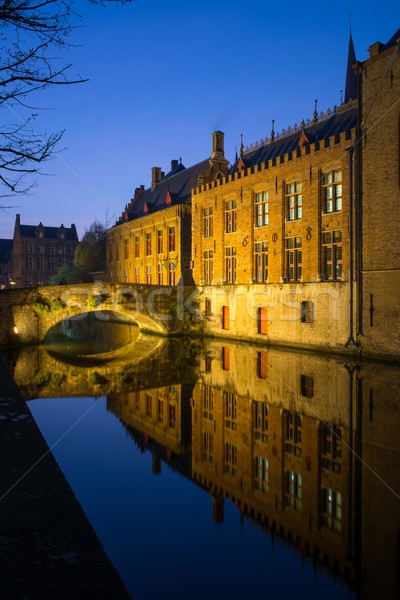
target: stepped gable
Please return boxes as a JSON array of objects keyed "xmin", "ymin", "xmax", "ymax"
[
  {"xmin": 227, "ymin": 105, "xmax": 357, "ymax": 175},
  {"xmin": 127, "ymin": 158, "xmax": 210, "ymax": 220}
]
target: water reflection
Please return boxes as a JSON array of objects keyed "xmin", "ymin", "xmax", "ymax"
[
  {"xmin": 6, "ymin": 339, "xmax": 400, "ymax": 600},
  {"xmin": 45, "ymin": 311, "xmax": 139, "ymax": 356}
]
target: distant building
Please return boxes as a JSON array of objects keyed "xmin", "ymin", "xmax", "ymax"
[
  {"xmin": 107, "ymin": 132, "xmax": 229, "ymax": 286},
  {"xmin": 0, "ymin": 239, "xmax": 13, "ymax": 288},
  {"xmin": 11, "ymin": 214, "xmax": 79, "ymax": 288}
]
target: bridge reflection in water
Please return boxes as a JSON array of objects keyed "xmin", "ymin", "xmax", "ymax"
[{"xmin": 10, "ymin": 337, "xmax": 399, "ymax": 600}]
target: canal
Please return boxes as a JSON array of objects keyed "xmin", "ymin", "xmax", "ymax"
[{"xmin": 5, "ymin": 313, "xmax": 400, "ymax": 599}]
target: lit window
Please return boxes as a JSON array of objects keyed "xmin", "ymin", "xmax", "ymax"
[
  {"xmin": 285, "ymin": 470, "xmax": 302, "ymax": 511},
  {"xmin": 286, "ymin": 182, "xmax": 302, "ymax": 220},
  {"xmin": 168, "ymin": 227, "xmax": 175, "ymax": 252},
  {"xmin": 224, "ymin": 392, "xmax": 237, "ymax": 430},
  {"xmin": 145, "ymin": 233, "xmax": 151, "ymax": 256},
  {"xmin": 322, "ymin": 170, "xmax": 342, "ymax": 213},
  {"xmin": 321, "ymin": 487, "xmax": 342, "ymax": 533},
  {"xmin": 253, "ymin": 401, "xmax": 268, "ymax": 443},
  {"xmin": 158, "ymin": 264, "xmax": 163, "ymax": 285},
  {"xmin": 135, "ymin": 236, "xmax": 140, "ymax": 258},
  {"xmin": 254, "ymin": 456, "xmax": 269, "ymax": 493},
  {"xmin": 146, "ymin": 265, "xmax": 151, "ymax": 284},
  {"xmin": 168, "ymin": 262, "xmax": 176, "ymax": 286},
  {"xmin": 321, "ymin": 423, "xmax": 342, "ymax": 473},
  {"xmin": 157, "ymin": 230, "xmax": 163, "ymax": 254},
  {"xmin": 255, "ymin": 191, "xmax": 269, "ymax": 227}
]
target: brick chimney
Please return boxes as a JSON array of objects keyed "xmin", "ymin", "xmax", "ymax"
[
  {"xmin": 212, "ymin": 131, "xmax": 225, "ymax": 159},
  {"xmin": 151, "ymin": 167, "xmax": 162, "ymax": 191}
]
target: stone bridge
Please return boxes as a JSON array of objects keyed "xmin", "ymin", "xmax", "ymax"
[{"xmin": 0, "ymin": 283, "xmax": 200, "ymax": 348}]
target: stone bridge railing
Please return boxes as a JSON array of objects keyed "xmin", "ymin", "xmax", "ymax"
[{"xmin": 0, "ymin": 283, "xmax": 201, "ymax": 348}]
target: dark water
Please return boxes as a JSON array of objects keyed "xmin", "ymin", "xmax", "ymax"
[{"xmin": 18, "ymin": 330, "xmax": 400, "ymax": 600}]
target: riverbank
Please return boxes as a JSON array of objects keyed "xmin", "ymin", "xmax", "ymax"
[{"xmin": 0, "ymin": 358, "xmax": 130, "ymax": 599}]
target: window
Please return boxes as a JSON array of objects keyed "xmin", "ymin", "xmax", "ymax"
[
  {"xmin": 286, "ymin": 181, "xmax": 302, "ymax": 220},
  {"xmin": 255, "ymin": 191, "xmax": 269, "ymax": 227},
  {"xmin": 224, "ymin": 392, "xmax": 237, "ymax": 430},
  {"xmin": 58, "ymin": 247, "xmax": 66, "ymax": 255},
  {"xmin": 205, "ymin": 354, "xmax": 212, "ymax": 372},
  {"xmin": 253, "ymin": 401, "xmax": 268, "ymax": 443},
  {"xmin": 38, "ymin": 246, "xmax": 45, "ymax": 254},
  {"xmin": 48, "ymin": 257, "xmax": 55, "ymax": 272},
  {"xmin": 205, "ymin": 298, "xmax": 212, "ymax": 317},
  {"xmin": 203, "ymin": 207, "xmax": 213, "ymax": 238},
  {"xmin": 323, "ymin": 170, "xmax": 342, "ymax": 213},
  {"xmin": 27, "ymin": 245, "xmax": 33, "ymax": 254},
  {"xmin": 222, "ymin": 305, "xmax": 230, "ymax": 330},
  {"xmin": 254, "ymin": 456, "xmax": 269, "ymax": 493},
  {"xmin": 157, "ymin": 230, "xmax": 163, "ymax": 254},
  {"xmin": 321, "ymin": 423, "xmax": 342, "ymax": 473},
  {"xmin": 124, "ymin": 267, "xmax": 129, "ymax": 282},
  {"xmin": 124, "ymin": 238, "xmax": 129, "ymax": 260},
  {"xmin": 202, "ymin": 432, "xmax": 214, "ymax": 463},
  {"xmin": 146, "ymin": 265, "xmax": 151, "ymax": 284},
  {"xmin": 168, "ymin": 262, "xmax": 176, "ymax": 286},
  {"xmin": 168, "ymin": 227, "xmax": 176, "ymax": 252},
  {"xmin": 49, "ymin": 246, "xmax": 55, "ymax": 255},
  {"xmin": 224, "ymin": 442, "xmax": 237, "ymax": 476},
  {"xmin": 254, "ymin": 241, "xmax": 268, "ymax": 282},
  {"xmin": 225, "ymin": 246, "xmax": 236, "ymax": 283},
  {"xmin": 285, "ymin": 237, "xmax": 302, "ymax": 281},
  {"xmin": 135, "ymin": 267, "xmax": 140, "ymax": 283},
  {"xmin": 301, "ymin": 300, "xmax": 314, "ymax": 323},
  {"xmin": 145, "ymin": 233, "xmax": 152, "ymax": 256},
  {"xmin": 225, "ymin": 200, "xmax": 237, "ymax": 233},
  {"xmin": 158, "ymin": 399, "xmax": 164, "ymax": 423},
  {"xmin": 168, "ymin": 404, "xmax": 176, "ymax": 429},
  {"xmin": 37, "ymin": 257, "xmax": 44, "ymax": 271},
  {"xmin": 258, "ymin": 307, "xmax": 268, "ymax": 334},
  {"xmin": 284, "ymin": 411, "xmax": 302, "ymax": 456},
  {"xmin": 203, "ymin": 386, "xmax": 213, "ymax": 420},
  {"xmin": 300, "ymin": 374, "xmax": 314, "ymax": 398},
  {"xmin": 285, "ymin": 471, "xmax": 302, "ymax": 511},
  {"xmin": 25, "ymin": 256, "xmax": 33, "ymax": 271},
  {"xmin": 135, "ymin": 236, "xmax": 140, "ymax": 258},
  {"xmin": 146, "ymin": 394, "xmax": 152, "ymax": 417},
  {"xmin": 321, "ymin": 487, "xmax": 342, "ymax": 533},
  {"xmin": 257, "ymin": 351, "xmax": 268, "ymax": 379},
  {"xmin": 203, "ymin": 250, "xmax": 213, "ymax": 284},
  {"xmin": 322, "ymin": 230, "xmax": 342, "ymax": 280},
  {"xmin": 222, "ymin": 347, "xmax": 230, "ymax": 370},
  {"xmin": 158, "ymin": 264, "xmax": 163, "ymax": 285}
]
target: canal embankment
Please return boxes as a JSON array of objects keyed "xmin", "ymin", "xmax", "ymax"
[{"xmin": 0, "ymin": 357, "xmax": 131, "ymax": 599}]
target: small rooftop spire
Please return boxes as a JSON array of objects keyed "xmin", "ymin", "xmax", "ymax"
[
  {"xmin": 240, "ymin": 133, "xmax": 244, "ymax": 158},
  {"xmin": 313, "ymin": 99, "xmax": 318, "ymax": 123},
  {"xmin": 270, "ymin": 119, "xmax": 275, "ymax": 141},
  {"xmin": 344, "ymin": 28, "xmax": 357, "ymax": 103}
]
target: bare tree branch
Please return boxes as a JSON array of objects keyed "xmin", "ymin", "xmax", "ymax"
[{"xmin": 0, "ymin": 0, "xmax": 132, "ymax": 197}]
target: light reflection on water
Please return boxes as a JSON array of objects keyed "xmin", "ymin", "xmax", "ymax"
[
  {"xmin": 28, "ymin": 395, "xmax": 348, "ymax": 600},
  {"xmin": 20, "ymin": 338, "xmax": 400, "ymax": 600}
]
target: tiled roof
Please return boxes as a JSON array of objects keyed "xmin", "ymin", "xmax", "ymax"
[
  {"xmin": 126, "ymin": 158, "xmax": 211, "ymax": 221},
  {"xmin": 18, "ymin": 224, "xmax": 78, "ymax": 241},
  {"xmin": 227, "ymin": 106, "xmax": 357, "ymax": 175},
  {"xmin": 383, "ymin": 27, "xmax": 400, "ymax": 51}
]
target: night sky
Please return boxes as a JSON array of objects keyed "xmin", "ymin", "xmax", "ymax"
[{"xmin": 1, "ymin": 0, "xmax": 397, "ymax": 239}]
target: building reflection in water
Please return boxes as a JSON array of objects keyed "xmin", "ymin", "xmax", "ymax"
[{"xmin": 107, "ymin": 341, "xmax": 400, "ymax": 600}]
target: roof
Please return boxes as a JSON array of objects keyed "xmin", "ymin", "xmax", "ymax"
[
  {"xmin": 383, "ymin": 27, "xmax": 400, "ymax": 51},
  {"xmin": 124, "ymin": 158, "xmax": 211, "ymax": 221},
  {"xmin": 227, "ymin": 106, "xmax": 357, "ymax": 175},
  {"xmin": 0, "ymin": 239, "xmax": 13, "ymax": 261},
  {"xmin": 17, "ymin": 224, "xmax": 78, "ymax": 241}
]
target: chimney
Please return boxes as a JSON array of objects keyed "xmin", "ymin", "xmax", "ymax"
[
  {"xmin": 212, "ymin": 131, "xmax": 225, "ymax": 159},
  {"xmin": 368, "ymin": 41, "xmax": 384, "ymax": 58},
  {"xmin": 171, "ymin": 159, "xmax": 179, "ymax": 171},
  {"xmin": 151, "ymin": 166, "xmax": 162, "ymax": 191}
]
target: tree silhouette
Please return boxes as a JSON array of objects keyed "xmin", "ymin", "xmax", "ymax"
[{"xmin": 0, "ymin": 0, "xmax": 132, "ymax": 197}]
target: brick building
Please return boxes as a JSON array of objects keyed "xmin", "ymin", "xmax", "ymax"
[
  {"xmin": 11, "ymin": 214, "xmax": 79, "ymax": 288},
  {"xmin": 0, "ymin": 239, "xmax": 13, "ymax": 288},
  {"xmin": 107, "ymin": 132, "xmax": 229, "ymax": 286}
]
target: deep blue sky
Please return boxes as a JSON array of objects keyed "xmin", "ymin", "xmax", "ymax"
[{"xmin": 1, "ymin": 0, "xmax": 397, "ymax": 239}]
